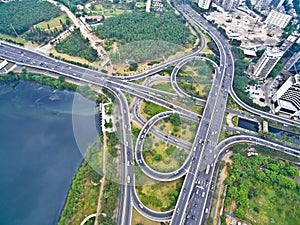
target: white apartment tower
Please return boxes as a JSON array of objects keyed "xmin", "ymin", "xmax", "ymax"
[
  {"xmin": 265, "ymin": 10, "xmax": 292, "ymax": 29},
  {"xmin": 198, "ymin": 0, "xmax": 211, "ymax": 9},
  {"xmin": 252, "ymin": 47, "xmax": 284, "ymax": 79}
]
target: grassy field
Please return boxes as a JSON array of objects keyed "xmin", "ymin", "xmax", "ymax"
[
  {"xmin": 151, "ymin": 82, "xmax": 177, "ymax": 94},
  {"xmin": 131, "ymin": 208, "xmax": 160, "ymax": 225},
  {"xmin": 91, "ymin": 3, "xmax": 133, "ymax": 17},
  {"xmin": 36, "ymin": 15, "xmax": 68, "ymax": 32},
  {"xmin": 142, "ymin": 135, "xmax": 188, "ymax": 173}
]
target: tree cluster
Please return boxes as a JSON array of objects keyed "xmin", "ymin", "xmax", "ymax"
[
  {"xmin": 95, "ymin": 11, "xmax": 192, "ymax": 46},
  {"xmin": 55, "ymin": 29, "xmax": 99, "ymax": 62},
  {"xmin": 0, "ymin": 0, "xmax": 60, "ymax": 36},
  {"xmin": 225, "ymin": 153, "xmax": 300, "ymax": 220}
]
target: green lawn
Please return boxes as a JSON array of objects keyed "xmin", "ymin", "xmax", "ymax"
[{"xmin": 36, "ymin": 15, "xmax": 68, "ymax": 32}]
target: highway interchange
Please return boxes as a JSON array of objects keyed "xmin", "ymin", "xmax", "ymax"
[{"xmin": 1, "ymin": 3, "xmax": 300, "ymax": 225}]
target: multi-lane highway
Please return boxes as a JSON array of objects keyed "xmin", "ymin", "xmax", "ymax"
[{"xmin": 1, "ymin": 3, "xmax": 300, "ymax": 225}]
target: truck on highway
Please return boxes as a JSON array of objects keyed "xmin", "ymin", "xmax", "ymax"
[
  {"xmin": 127, "ymin": 175, "xmax": 131, "ymax": 183},
  {"xmin": 205, "ymin": 165, "xmax": 210, "ymax": 174}
]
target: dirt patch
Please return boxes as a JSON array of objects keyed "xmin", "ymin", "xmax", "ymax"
[
  {"xmin": 230, "ymin": 200, "xmax": 237, "ymax": 215},
  {"xmin": 223, "ymin": 151, "xmax": 233, "ymax": 165}
]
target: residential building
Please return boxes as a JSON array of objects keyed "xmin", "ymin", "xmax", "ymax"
[
  {"xmin": 272, "ymin": 74, "xmax": 300, "ymax": 117},
  {"xmin": 198, "ymin": 0, "xmax": 211, "ymax": 9},
  {"xmin": 252, "ymin": 47, "xmax": 284, "ymax": 79},
  {"xmin": 254, "ymin": 0, "xmax": 272, "ymax": 12},
  {"xmin": 264, "ymin": 10, "xmax": 292, "ymax": 29}
]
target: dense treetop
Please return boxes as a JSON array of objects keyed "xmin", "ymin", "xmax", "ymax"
[
  {"xmin": 95, "ymin": 11, "xmax": 192, "ymax": 46},
  {"xmin": 225, "ymin": 152, "xmax": 300, "ymax": 223},
  {"xmin": 0, "ymin": 0, "xmax": 61, "ymax": 36}
]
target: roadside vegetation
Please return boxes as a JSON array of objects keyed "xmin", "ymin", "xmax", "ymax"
[
  {"xmin": 58, "ymin": 139, "xmax": 103, "ymax": 225},
  {"xmin": 55, "ymin": 29, "xmax": 99, "ymax": 62},
  {"xmin": 140, "ymin": 100, "xmax": 167, "ymax": 120},
  {"xmin": 131, "ymin": 122, "xmax": 142, "ymax": 146},
  {"xmin": 98, "ymin": 179, "xmax": 120, "ymax": 225},
  {"xmin": 224, "ymin": 149, "xmax": 300, "ymax": 225},
  {"xmin": 218, "ymin": 130, "xmax": 236, "ymax": 143}
]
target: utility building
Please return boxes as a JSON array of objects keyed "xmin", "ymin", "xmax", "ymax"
[{"xmin": 272, "ymin": 74, "xmax": 300, "ymax": 117}]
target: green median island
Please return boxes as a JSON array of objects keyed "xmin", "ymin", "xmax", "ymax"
[
  {"xmin": 178, "ymin": 59, "xmax": 214, "ymax": 100},
  {"xmin": 224, "ymin": 151, "xmax": 300, "ymax": 225},
  {"xmin": 140, "ymin": 100, "xmax": 167, "ymax": 120},
  {"xmin": 142, "ymin": 135, "xmax": 188, "ymax": 173},
  {"xmin": 134, "ymin": 164, "xmax": 184, "ymax": 212}
]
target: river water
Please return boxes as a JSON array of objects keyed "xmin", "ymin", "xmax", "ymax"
[{"xmin": 0, "ymin": 81, "xmax": 98, "ymax": 225}]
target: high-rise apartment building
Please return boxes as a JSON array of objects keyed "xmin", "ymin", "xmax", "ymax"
[
  {"xmin": 198, "ymin": 0, "xmax": 212, "ymax": 9},
  {"xmin": 265, "ymin": 10, "xmax": 292, "ymax": 28},
  {"xmin": 252, "ymin": 47, "xmax": 284, "ymax": 79},
  {"xmin": 254, "ymin": 0, "xmax": 272, "ymax": 12}
]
